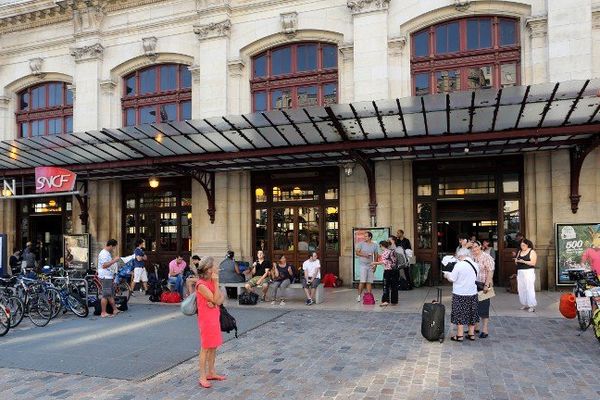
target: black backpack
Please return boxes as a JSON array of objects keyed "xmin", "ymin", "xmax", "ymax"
[
  {"xmin": 148, "ymin": 281, "xmax": 163, "ymax": 302},
  {"xmin": 219, "ymin": 305, "xmax": 238, "ymax": 338},
  {"xmin": 238, "ymin": 291, "xmax": 259, "ymax": 305}
]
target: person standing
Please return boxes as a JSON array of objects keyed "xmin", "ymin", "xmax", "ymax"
[
  {"xmin": 270, "ymin": 255, "xmax": 294, "ymax": 306},
  {"xmin": 396, "ymin": 229, "xmax": 412, "ymax": 251},
  {"xmin": 443, "ymin": 249, "xmax": 480, "ymax": 342},
  {"xmin": 482, "ymin": 239, "xmax": 496, "ymax": 260},
  {"xmin": 195, "ymin": 256, "xmax": 225, "ymax": 389},
  {"xmin": 97, "ymin": 239, "xmax": 121, "ymax": 318},
  {"xmin": 243, "ymin": 250, "xmax": 271, "ymax": 301},
  {"xmin": 355, "ymin": 231, "xmax": 378, "ymax": 302},
  {"xmin": 302, "ymin": 252, "xmax": 321, "ymax": 305},
  {"xmin": 168, "ymin": 255, "xmax": 187, "ymax": 298},
  {"xmin": 389, "ymin": 235, "xmax": 412, "ymax": 290},
  {"xmin": 455, "ymin": 233, "xmax": 472, "ymax": 255},
  {"xmin": 471, "ymin": 241, "xmax": 495, "ymax": 338},
  {"xmin": 9, "ymin": 248, "xmax": 21, "ymax": 276},
  {"xmin": 515, "ymin": 239, "xmax": 537, "ymax": 312},
  {"xmin": 220, "ymin": 251, "xmax": 242, "ymax": 299},
  {"xmin": 371, "ymin": 241, "xmax": 398, "ymax": 307},
  {"xmin": 22, "ymin": 242, "xmax": 36, "ymax": 272},
  {"xmin": 131, "ymin": 239, "xmax": 148, "ymax": 293}
]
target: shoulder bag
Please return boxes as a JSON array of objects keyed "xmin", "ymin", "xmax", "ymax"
[
  {"xmin": 465, "ymin": 260, "xmax": 486, "ymax": 292},
  {"xmin": 180, "ymin": 292, "xmax": 197, "ymax": 316}
]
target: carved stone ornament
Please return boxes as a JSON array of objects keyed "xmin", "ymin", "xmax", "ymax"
[
  {"xmin": 454, "ymin": 0, "xmax": 471, "ymax": 12},
  {"xmin": 142, "ymin": 37, "xmax": 158, "ymax": 60},
  {"xmin": 526, "ymin": 16, "xmax": 548, "ymax": 39},
  {"xmin": 188, "ymin": 64, "xmax": 201, "ymax": 84},
  {"xmin": 70, "ymin": 43, "xmax": 105, "ymax": 62},
  {"xmin": 99, "ymin": 80, "xmax": 117, "ymax": 95},
  {"xmin": 347, "ymin": 0, "xmax": 390, "ymax": 15},
  {"xmin": 592, "ymin": 7, "xmax": 600, "ymax": 30},
  {"xmin": 388, "ymin": 36, "xmax": 406, "ymax": 56},
  {"xmin": 0, "ymin": 96, "xmax": 10, "ymax": 110},
  {"xmin": 29, "ymin": 57, "xmax": 45, "ymax": 77},
  {"xmin": 280, "ymin": 12, "xmax": 298, "ymax": 37},
  {"xmin": 227, "ymin": 59, "xmax": 245, "ymax": 77},
  {"xmin": 193, "ymin": 19, "xmax": 231, "ymax": 40},
  {"xmin": 73, "ymin": 5, "xmax": 105, "ymax": 35},
  {"xmin": 338, "ymin": 43, "xmax": 354, "ymax": 62}
]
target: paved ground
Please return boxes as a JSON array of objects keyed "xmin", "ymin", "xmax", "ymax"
[{"xmin": 1, "ymin": 287, "xmax": 598, "ymax": 400}]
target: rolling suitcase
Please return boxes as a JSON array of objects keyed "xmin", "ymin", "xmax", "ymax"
[{"xmin": 421, "ymin": 288, "xmax": 445, "ymax": 342}]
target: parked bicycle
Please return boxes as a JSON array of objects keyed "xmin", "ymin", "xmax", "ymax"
[
  {"xmin": 567, "ymin": 268, "xmax": 600, "ymax": 342},
  {"xmin": 4, "ymin": 275, "xmax": 52, "ymax": 327},
  {"xmin": 0, "ymin": 302, "xmax": 10, "ymax": 336},
  {"xmin": 0, "ymin": 281, "xmax": 25, "ymax": 328}
]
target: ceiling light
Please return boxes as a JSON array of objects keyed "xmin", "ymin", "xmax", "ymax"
[{"xmin": 149, "ymin": 177, "xmax": 159, "ymax": 188}]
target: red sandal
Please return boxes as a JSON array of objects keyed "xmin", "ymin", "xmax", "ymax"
[
  {"xmin": 207, "ymin": 375, "xmax": 227, "ymax": 381},
  {"xmin": 198, "ymin": 379, "xmax": 212, "ymax": 388}
]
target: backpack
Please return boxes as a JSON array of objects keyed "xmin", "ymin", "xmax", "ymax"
[
  {"xmin": 394, "ymin": 247, "xmax": 409, "ymax": 269},
  {"xmin": 322, "ymin": 273, "xmax": 336, "ymax": 288},
  {"xmin": 363, "ymin": 292, "xmax": 375, "ymax": 305},
  {"xmin": 219, "ymin": 305, "xmax": 238, "ymax": 338},
  {"xmin": 238, "ymin": 291, "xmax": 259, "ymax": 305},
  {"xmin": 148, "ymin": 281, "xmax": 163, "ymax": 302}
]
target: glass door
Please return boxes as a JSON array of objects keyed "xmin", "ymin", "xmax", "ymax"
[{"xmin": 272, "ymin": 206, "xmax": 320, "ymax": 270}]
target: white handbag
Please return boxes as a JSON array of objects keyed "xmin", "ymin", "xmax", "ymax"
[{"xmin": 181, "ymin": 292, "xmax": 197, "ymax": 316}]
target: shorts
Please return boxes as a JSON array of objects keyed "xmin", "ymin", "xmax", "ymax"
[
  {"xmin": 133, "ymin": 267, "xmax": 148, "ymax": 283},
  {"xmin": 302, "ymin": 278, "xmax": 321, "ymax": 289},
  {"xmin": 247, "ymin": 276, "xmax": 269, "ymax": 288},
  {"xmin": 359, "ymin": 264, "xmax": 374, "ymax": 283},
  {"xmin": 101, "ymin": 278, "xmax": 115, "ymax": 298}
]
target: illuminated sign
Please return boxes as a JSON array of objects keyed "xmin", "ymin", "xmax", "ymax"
[{"xmin": 35, "ymin": 167, "xmax": 77, "ymax": 194}]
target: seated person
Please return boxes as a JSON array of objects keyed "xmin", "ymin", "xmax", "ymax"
[
  {"xmin": 219, "ymin": 250, "xmax": 242, "ymax": 299},
  {"xmin": 184, "ymin": 255, "xmax": 201, "ymax": 298},
  {"xmin": 168, "ymin": 254, "xmax": 186, "ymax": 297},
  {"xmin": 302, "ymin": 252, "xmax": 321, "ymax": 305},
  {"xmin": 244, "ymin": 250, "xmax": 271, "ymax": 301},
  {"xmin": 271, "ymin": 255, "xmax": 294, "ymax": 305}
]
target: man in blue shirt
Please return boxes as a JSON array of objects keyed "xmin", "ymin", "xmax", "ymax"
[{"xmin": 131, "ymin": 239, "xmax": 148, "ymax": 293}]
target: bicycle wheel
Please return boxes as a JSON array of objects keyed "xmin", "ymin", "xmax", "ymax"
[
  {"xmin": 3, "ymin": 296, "xmax": 25, "ymax": 328},
  {"xmin": 66, "ymin": 294, "xmax": 89, "ymax": 318},
  {"xmin": 0, "ymin": 306, "xmax": 9, "ymax": 336},
  {"xmin": 44, "ymin": 288, "xmax": 62, "ymax": 319},
  {"xmin": 27, "ymin": 294, "xmax": 52, "ymax": 327},
  {"xmin": 115, "ymin": 281, "xmax": 131, "ymax": 301}
]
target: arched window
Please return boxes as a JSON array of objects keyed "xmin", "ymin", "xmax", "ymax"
[
  {"xmin": 17, "ymin": 82, "xmax": 73, "ymax": 137},
  {"xmin": 411, "ymin": 17, "xmax": 520, "ymax": 95},
  {"xmin": 122, "ymin": 64, "xmax": 192, "ymax": 126},
  {"xmin": 251, "ymin": 42, "xmax": 338, "ymax": 112}
]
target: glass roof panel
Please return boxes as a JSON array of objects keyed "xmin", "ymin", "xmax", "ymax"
[
  {"xmin": 499, "ymin": 85, "xmax": 528, "ymax": 106},
  {"xmin": 200, "ymin": 131, "xmax": 240, "ymax": 151},
  {"xmin": 553, "ymin": 80, "xmax": 588, "ymax": 100},
  {"xmin": 374, "ymin": 99, "xmax": 400, "ymax": 116},
  {"xmin": 422, "ymin": 93, "xmax": 447, "ymax": 112},
  {"xmin": 276, "ymin": 125, "xmax": 306, "ymax": 145},
  {"xmin": 402, "ymin": 113, "xmax": 426, "ymax": 136},
  {"xmin": 339, "ymin": 119, "xmax": 364, "ymax": 140},
  {"xmin": 566, "ymin": 97, "xmax": 600, "ymax": 125},
  {"xmin": 294, "ymin": 122, "xmax": 326, "ymax": 143},
  {"xmin": 350, "ymin": 102, "xmax": 378, "ymax": 118},
  {"xmin": 119, "ymin": 126, "xmax": 151, "ymax": 140},
  {"xmin": 518, "ymin": 102, "xmax": 546, "ymax": 128},
  {"xmin": 398, "ymin": 96, "xmax": 423, "ymax": 114},
  {"xmin": 360, "ymin": 118, "xmax": 386, "ymax": 139},
  {"xmin": 471, "ymin": 107, "xmax": 494, "ymax": 132},
  {"xmin": 449, "ymin": 91, "xmax": 472, "ymax": 110},
  {"xmin": 542, "ymin": 98, "xmax": 577, "ymax": 127},
  {"xmin": 527, "ymin": 82, "xmax": 558, "ymax": 103},
  {"xmin": 314, "ymin": 121, "xmax": 343, "ymax": 142},
  {"xmin": 329, "ymin": 104, "xmax": 359, "ymax": 120},
  {"xmin": 449, "ymin": 109, "xmax": 470, "ymax": 133},
  {"xmin": 426, "ymin": 111, "xmax": 447, "ymax": 135},
  {"xmin": 474, "ymin": 87, "xmax": 499, "ymax": 107},
  {"xmin": 381, "ymin": 115, "xmax": 404, "ymax": 137},
  {"xmin": 494, "ymin": 104, "xmax": 521, "ymax": 131}
]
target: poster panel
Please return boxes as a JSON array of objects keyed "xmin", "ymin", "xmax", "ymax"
[
  {"xmin": 555, "ymin": 223, "xmax": 600, "ymax": 285},
  {"xmin": 64, "ymin": 234, "xmax": 90, "ymax": 271},
  {"xmin": 353, "ymin": 227, "xmax": 391, "ymax": 283}
]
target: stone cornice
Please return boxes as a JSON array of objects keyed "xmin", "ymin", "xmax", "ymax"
[
  {"xmin": 227, "ymin": 59, "xmax": 245, "ymax": 77},
  {"xmin": 526, "ymin": 15, "xmax": 547, "ymax": 39},
  {"xmin": 99, "ymin": 79, "xmax": 116, "ymax": 94},
  {"xmin": 347, "ymin": 0, "xmax": 390, "ymax": 15},
  {"xmin": 0, "ymin": 96, "xmax": 10, "ymax": 110},
  {"xmin": 193, "ymin": 19, "xmax": 230, "ymax": 41},
  {"xmin": 338, "ymin": 42, "xmax": 354, "ymax": 62},
  {"xmin": 388, "ymin": 36, "xmax": 406, "ymax": 56},
  {"xmin": 70, "ymin": 42, "xmax": 104, "ymax": 62}
]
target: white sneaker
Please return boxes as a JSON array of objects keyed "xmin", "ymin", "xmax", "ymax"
[
  {"xmin": 356, "ymin": 295, "xmax": 361, "ymax": 302},
  {"xmin": 528, "ymin": 307, "xmax": 535, "ymax": 313},
  {"xmin": 271, "ymin": 300, "xmax": 276, "ymax": 305},
  {"xmin": 279, "ymin": 300, "xmax": 285, "ymax": 306},
  {"xmin": 520, "ymin": 306, "xmax": 529, "ymax": 310}
]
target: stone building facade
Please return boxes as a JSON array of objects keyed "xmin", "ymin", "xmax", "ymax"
[{"xmin": 0, "ymin": 0, "xmax": 598, "ymax": 289}]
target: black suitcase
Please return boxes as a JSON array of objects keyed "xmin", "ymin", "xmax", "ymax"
[{"xmin": 421, "ymin": 288, "xmax": 445, "ymax": 342}]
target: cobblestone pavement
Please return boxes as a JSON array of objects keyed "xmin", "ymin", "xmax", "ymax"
[{"xmin": 1, "ymin": 308, "xmax": 599, "ymax": 400}]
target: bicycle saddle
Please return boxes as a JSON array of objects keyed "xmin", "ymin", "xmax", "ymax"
[{"xmin": 0, "ymin": 276, "xmax": 17, "ymax": 285}]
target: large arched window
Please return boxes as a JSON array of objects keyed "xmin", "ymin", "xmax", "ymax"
[
  {"xmin": 17, "ymin": 82, "xmax": 73, "ymax": 137},
  {"xmin": 411, "ymin": 17, "xmax": 520, "ymax": 95},
  {"xmin": 122, "ymin": 64, "xmax": 192, "ymax": 126},
  {"xmin": 251, "ymin": 42, "xmax": 338, "ymax": 112}
]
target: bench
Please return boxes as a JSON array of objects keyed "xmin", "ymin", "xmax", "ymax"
[{"xmin": 219, "ymin": 281, "xmax": 324, "ymax": 304}]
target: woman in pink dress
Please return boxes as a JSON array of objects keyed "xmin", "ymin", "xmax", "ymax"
[{"xmin": 195, "ymin": 256, "xmax": 225, "ymax": 388}]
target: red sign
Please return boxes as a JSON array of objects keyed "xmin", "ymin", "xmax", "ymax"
[{"xmin": 35, "ymin": 167, "xmax": 77, "ymax": 194}]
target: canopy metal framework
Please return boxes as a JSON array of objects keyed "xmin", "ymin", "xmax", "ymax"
[{"xmin": 1, "ymin": 79, "xmax": 599, "ymax": 221}]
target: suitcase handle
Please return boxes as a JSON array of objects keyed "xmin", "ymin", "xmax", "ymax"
[{"xmin": 437, "ymin": 287, "xmax": 442, "ymax": 304}]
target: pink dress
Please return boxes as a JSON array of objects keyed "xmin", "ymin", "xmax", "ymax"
[{"xmin": 196, "ymin": 279, "xmax": 222, "ymax": 349}]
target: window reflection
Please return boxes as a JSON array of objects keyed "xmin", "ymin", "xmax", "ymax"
[
  {"xmin": 503, "ymin": 200, "xmax": 520, "ymax": 248},
  {"xmin": 417, "ymin": 203, "xmax": 433, "ymax": 249},
  {"xmin": 297, "ymin": 86, "xmax": 318, "ymax": 107},
  {"xmin": 271, "ymin": 89, "xmax": 292, "ymax": 110},
  {"xmin": 323, "ymin": 84, "xmax": 337, "ymax": 106},
  {"xmin": 466, "ymin": 18, "xmax": 491, "ymax": 50},
  {"xmin": 436, "ymin": 70, "xmax": 460, "ymax": 93},
  {"xmin": 435, "ymin": 22, "xmax": 459, "ymax": 54},
  {"xmin": 413, "ymin": 30, "xmax": 429, "ymax": 57},
  {"xmin": 297, "ymin": 44, "xmax": 317, "ymax": 72},
  {"xmin": 500, "ymin": 63, "xmax": 517, "ymax": 87},
  {"xmin": 499, "ymin": 19, "xmax": 517, "ymax": 46},
  {"xmin": 140, "ymin": 68, "xmax": 157, "ymax": 94},
  {"xmin": 415, "ymin": 73, "xmax": 430, "ymax": 96},
  {"xmin": 272, "ymin": 47, "xmax": 292, "ymax": 75},
  {"xmin": 467, "ymin": 66, "xmax": 492, "ymax": 90},
  {"xmin": 255, "ymin": 208, "xmax": 268, "ymax": 251}
]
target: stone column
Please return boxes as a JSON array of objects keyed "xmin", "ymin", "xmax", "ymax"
[
  {"xmin": 0, "ymin": 96, "xmax": 10, "ymax": 141},
  {"xmin": 592, "ymin": 7, "xmax": 600, "ymax": 78},
  {"xmin": 193, "ymin": 19, "xmax": 230, "ymax": 118},
  {"xmin": 0, "ymin": 199, "xmax": 17, "ymax": 268},
  {"xmin": 338, "ymin": 43, "xmax": 354, "ymax": 103},
  {"xmin": 87, "ymin": 180, "xmax": 122, "ymax": 258},
  {"xmin": 347, "ymin": 0, "xmax": 390, "ymax": 101},
  {"xmin": 227, "ymin": 59, "xmax": 245, "ymax": 115},
  {"xmin": 525, "ymin": 16, "xmax": 548, "ymax": 84},
  {"xmin": 387, "ymin": 36, "xmax": 406, "ymax": 99},
  {"xmin": 99, "ymin": 80, "xmax": 117, "ymax": 129},
  {"xmin": 547, "ymin": 0, "xmax": 592, "ymax": 81},
  {"xmin": 70, "ymin": 42, "xmax": 104, "ymax": 132}
]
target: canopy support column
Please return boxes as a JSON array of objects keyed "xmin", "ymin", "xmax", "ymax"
[
  {"xmin": 569, "ymin": 135, "xmax": 599, "ymax": 213},
  {"xmin": 172, "ymin": 167, "xmax": 216, "ymax": 224},
  {"xmin": 74, "ymin": 180, "xmax": 89, "ymax": 232},
  {"xmin": 350, "ymin": 150, "xmax": 377, "ymax": 226}
]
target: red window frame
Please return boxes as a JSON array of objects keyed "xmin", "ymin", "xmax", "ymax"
[
  {"xmin": 16, "ymin": 82, "xmax": 73, "ymax": 137},
  {"xmin": 121, "ymin": 64, "xmax": 192, "ymax": 126},
  {"xmin": 250, "ymin": 42, "xmax": 339, "ymax": 112},
  {"xmin": 410, "ymin": 16, "xmax": 521, "ymax": 95}
]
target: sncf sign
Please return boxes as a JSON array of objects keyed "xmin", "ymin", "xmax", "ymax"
[{"xmin": 35, "ymin": 167, "xmax": 77, "ymax": 194}]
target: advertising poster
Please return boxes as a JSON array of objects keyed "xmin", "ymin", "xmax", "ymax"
[
  {"xmin": 555, "ymin": 223, "xmax": 600, "ymax": 285},
  {"xmin": 64, "ymin": 234, "xmax": 90, "ymax": 271},
  {"xmin": 353, "ymin": 227, "xmax": 391, "ymax": 283}
]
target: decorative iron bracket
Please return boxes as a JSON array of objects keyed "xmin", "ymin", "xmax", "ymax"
[
  {"xmin": 171, "ymin": 167, "xmax": 216, "ymax": 224},
  {"xmin": 569, "ymin": 135, "xmax": 600, "ymax": 213},
  {"xmin": 349, "ymin": 150, "xmax": 377, "ymax": 226},
  {"xmin": 74, "ymin": 180, "xmax": 89, "ymax": 231}
]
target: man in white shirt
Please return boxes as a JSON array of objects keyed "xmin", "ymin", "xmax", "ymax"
[
  {"xmin": 302, "ymin": 252, "xmax": 321, "ymax": 305},
  {"xmin": 97, "ymin": 239, "xmax": 121, "ymax": 318}
]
